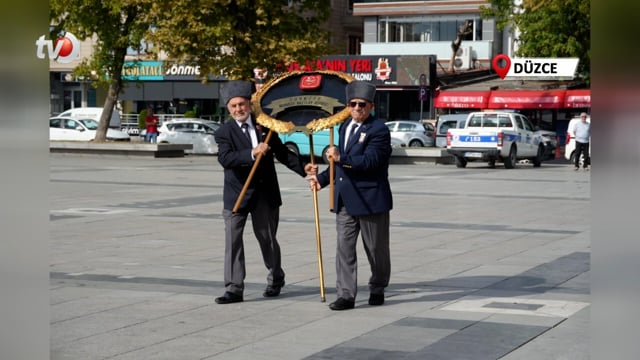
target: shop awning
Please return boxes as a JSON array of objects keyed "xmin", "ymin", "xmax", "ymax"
[
  {"xmin": 488, "ymin": 90, "xmax": 565, "ymax": 109},
  {"xmin": 564, "ymin": 89, "xmax": 590, "ymax": 108},
  {"xmin": 434, "ymin": 91, "xmax": 490, "ymax": 109}
]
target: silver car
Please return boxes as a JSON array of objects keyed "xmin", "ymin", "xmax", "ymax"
[
  {"xmin": 385, "ymin": 120, "xmax": 435, "ymax": 147},
  {"xmin": 157, "ymin": 118, "xmax": 220, "ymax": 154}
]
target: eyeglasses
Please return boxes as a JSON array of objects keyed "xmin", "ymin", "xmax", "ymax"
[{"xmin": 349, "ymin": 101, "xmax": 368, "ymax": 108}]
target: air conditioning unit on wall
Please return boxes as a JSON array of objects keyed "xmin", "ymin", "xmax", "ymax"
[{"xmin": 454, "ymin": 46, "xmax": 473, "ymax": 70}]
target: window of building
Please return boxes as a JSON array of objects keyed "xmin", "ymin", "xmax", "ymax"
[{"xmin": 378, "ymin": 15, "xmax": 482, "ymax": 43}]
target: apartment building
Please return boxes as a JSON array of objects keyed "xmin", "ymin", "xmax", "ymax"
[
  {"xmin": 53, "ymin": 1, "xmax": 574, "ymax": 124},
  {"xmin": 350, "ymin": 0, "xmax": 589, "ymax": 131}
]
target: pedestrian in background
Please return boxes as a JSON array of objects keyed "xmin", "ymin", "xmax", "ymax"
[
  {"xmin": 572, "ymin": 112, "xmax": 590, "ymax": 171},
  {"xmin": 144, "ymin": 107, "xmax": 159, "ymax": 143},
  {"xmin": 307, "ymin": 81, "xmax": 393, "ymax": 311},
  {"xmin": 213, "ymin": 80, "xmax": 314, "ymax": 304}
]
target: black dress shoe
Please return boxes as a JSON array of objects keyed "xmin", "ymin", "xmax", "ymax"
[
  {"xmin": 329, "ymin": 297, "xmax": 355, "ymax": 311},
  {"xmin": 368, "ymin": 293, "xmax": 384, "ymax": 306},
  {"xmin": 263, "ymin": 282, "xmax": 284, "ymax": 298},
  {"xmin": 215, "ymin": 292, "xmax": 243, "ymax": 304}
]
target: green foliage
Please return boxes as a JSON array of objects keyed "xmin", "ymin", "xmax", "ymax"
[
  {"xmin": 481, "ymin": 0, "xmax": 590, "ymax": 82},
  {"xmin": 50, "ymin": 0, "xmax": 156, "ymax": 140},
  {"xmin": 49, "ymin": 0, "xmax": 335, "ymax": 137},
  {"xmin": 146, "ymin": 0, "xmax": 334, "ymax": 80},
  {"xmin": 184, "ymin": 109, "xmax": 197, "ymax": 118},
  {"xmin": 50, "ymin": 0, "xmax": 334, "ymax": 83},
  {"xmin": 138, "ymin": 109, "xmax": 148, "ymax": 129},
  {"xmin": 50, "ymin": 0, "xmax": 153, "ymax": 88}
]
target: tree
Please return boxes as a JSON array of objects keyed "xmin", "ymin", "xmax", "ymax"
[
  {"xmin": 449, "ymin": 20, "xmax": 474, "ymax": 73},
  {"xmin": 51, "ymin": 0, "xmax": 333, "ymax": 140},
  {"xmin": 481, "ymin": 0, "xmax": 590, "ymax": 82},
  {"xmin": 50, "ymin": 0, "xmax": 153, "ymax": 141},
  {"xmin": 146, "ymin": 0, "xmax": 334, "ymax": 81}
]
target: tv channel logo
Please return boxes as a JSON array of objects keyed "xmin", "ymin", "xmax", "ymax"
[
  {"xmin": 492, "ymin": 54, "xmax": 579, "ymax": 80},
  {"xmin": 36, "ymin": 32, "xmax": 80, "ymax": 64}
]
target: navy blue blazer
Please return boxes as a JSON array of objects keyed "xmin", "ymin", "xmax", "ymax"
[
  {"xmin": 316, "ymin": 115, "xmax": 393, "ymax": 216},
  {"xmin": 215, "ymin": 116, "xmax": 306, "ymax": 212}
]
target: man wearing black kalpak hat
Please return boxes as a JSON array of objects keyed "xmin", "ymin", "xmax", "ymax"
[
  {"xmin": 308, "ymin": 80, "xmax": 393, "ymax": 310},
  {"xmin": 213, "ymin": 80, "xmax": 310, "ymax": 304}
]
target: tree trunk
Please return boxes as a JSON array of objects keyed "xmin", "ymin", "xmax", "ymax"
[
  {"xmin": 449, "ymin": 45, "xmax": 459, "ymax": 73},
  {"xmin": 94, "ymin": 84, "xmax": 120, "ymax": 141},
  {"xmin": 94, "ymin": 47, "xmax": 126, "ymax": 142}
]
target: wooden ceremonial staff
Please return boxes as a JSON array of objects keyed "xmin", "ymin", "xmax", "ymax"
[
  {"xmin": 308, "ymin": 134, "xmax": 326, "ymax": 302},
  {"xmin": 230, "ymin": 128, "xmax": 326, "ymax": 302},
  {"xmin": 329, "ymin": 127, "xmax": 335, "ymax": 212},
  {"xmin": 231, "ymin": 129, "xmax": 274, "ymax": 213}
]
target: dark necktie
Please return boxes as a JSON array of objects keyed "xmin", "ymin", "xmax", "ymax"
[
  {"xmin": 241, "ymin": 123, "xmax": 252, "ymax": 144},
  {"xmin": 346, "ymin": 123, "xmax": 358, "ymax": 149}
]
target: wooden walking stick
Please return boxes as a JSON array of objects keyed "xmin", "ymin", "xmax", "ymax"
[
  {"xmin": 329, "ymin": 126, "xmax": 335, "ymax": 212},
  {"xmin": 308, "ymin": 134, "xmax": 326, "ymax": 302},
  {"xmin": 232, "ymin": 129, "xmax": 274, "ymax": 213}
]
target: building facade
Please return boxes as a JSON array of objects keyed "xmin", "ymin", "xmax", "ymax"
[
  {"xmin": 353, "ymin": 0, "xmax": 500, "ymax": 70},
  {"xmin": 48, "ymin": 35, "xmax": 101, "ymax": 115},
  {"xmin": 47, "ymin": 0, "xmax": 587, "ymax": 133},
  {"xmin": 47, "ymin": 0, "xmax": 361, "ymax": 124},
  {"xmin": 350, "ymin": 0, "xmax": 589, "ymax": 136}
]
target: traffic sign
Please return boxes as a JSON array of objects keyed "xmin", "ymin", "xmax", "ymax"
[{"xmin": 419, "ymin": 86, "xmax": 428, "ymax": 101}]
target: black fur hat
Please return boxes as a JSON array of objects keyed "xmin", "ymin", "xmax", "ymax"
[{"xmin": 220, "ymin": 80, "xmax": 253, "ymax": 105}]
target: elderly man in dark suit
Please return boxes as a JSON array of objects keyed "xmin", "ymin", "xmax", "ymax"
[
  {"xmin": 308, "ymin": 81, "xmax": 393, "ymax": 310},
  {"xmin": 213, "ymin": 80, "xmax": 310, "ymax": 304}
]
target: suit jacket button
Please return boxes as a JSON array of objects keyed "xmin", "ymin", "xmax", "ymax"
[{"xmin": 339, "ymin": 177, "xmax": 343, "ymax": 181}]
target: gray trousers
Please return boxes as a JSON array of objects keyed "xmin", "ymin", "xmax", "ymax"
[
  {"xmin": 222, "ymin": 195, "xmax": 285, "ymax": 295},
  {"xmin": 335, "ymin": 207, "xmax": 391, "ymax": 301}
]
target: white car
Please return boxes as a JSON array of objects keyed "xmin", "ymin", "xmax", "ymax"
[
  {"xmin": 50, "ymin": 117, "xmax": 130, "ymax": 141},
  {"xmin": 157, "ymin": 118, "xmax": 220, "ymax": 154},
  {"xmin": 565, "ymin": 115, "xmax": 591, "ymax": 165}
]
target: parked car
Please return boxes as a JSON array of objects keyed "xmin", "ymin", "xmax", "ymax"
[
  {"xmin": 157, "ymin": 118, "xmax": 220, "ymax": 154},
  {"xmin": 435, "ymin": 114, "xmax": 468, "ymax": 148},
  {"xmin": 390, "ymin": 137, "xmax": 406, "ymax": 148},
  {"xmin": 58, "ymin": 107, "xmax": 121, "ymax": 129},
  {"xmin": 565, "ymin": 115, "xmax": 591, "ymax": 165},
  {"xmin": 280, "ymin": 125, "xmax": 404, "ymax": 164},
  {"xmin": 49, "ymin": 117, "xmax": 130, "ymax": 141},
  {"xmin": 537, "ymin": 130, "xmax": 558, "ymax": 161},
  {"xmin": 385, "ymin": 120, "xmax": 435, "ymax": 147}
]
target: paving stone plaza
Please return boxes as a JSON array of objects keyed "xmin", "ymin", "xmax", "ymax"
[{"xmin": 50, "ymin": 154, "xmax": 590, "ymax": 359}]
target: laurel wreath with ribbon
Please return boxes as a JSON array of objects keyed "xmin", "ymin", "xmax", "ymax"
[{"xmin": 252, "ymin": 70, "xmax": 355, "ymax": 134}]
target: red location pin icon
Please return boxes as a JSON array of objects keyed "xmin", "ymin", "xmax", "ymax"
[{"xmin": 492, "ymin": 54, "xmax": 511, "ymax": 79}]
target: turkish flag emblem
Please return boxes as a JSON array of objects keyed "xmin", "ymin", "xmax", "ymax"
[{"xmin": 300, "ymin": 75, "xmax": 322, "ymax": 90}]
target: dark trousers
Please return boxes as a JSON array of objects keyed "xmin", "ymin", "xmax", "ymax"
[
  {"xmin": 335, "ymin": 207, "xmax": 391, "ymax": 301},
  {"xmin": 222, "ymin": 193, "xmax": 284, "ymax": 295},
  {"xmin": 575, "ymin": 141, "xmax": 590, "ymax": 168}
]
